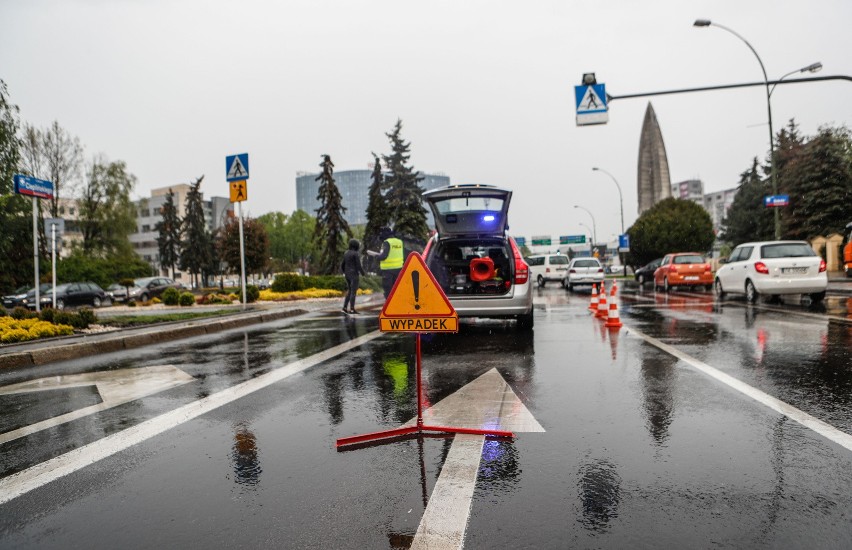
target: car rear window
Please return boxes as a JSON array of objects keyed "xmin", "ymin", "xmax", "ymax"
[
  {"xmin": 760, "ymin": 243, "xmax": 815, "ymax": 258},
  {"xmin": 549, "ymin": 256, "xmax": 569, "ymax": 265},
  {"xmin": 434, "ymin": 196, "xmax": 504, "ymax": 214},
  {"xmin": 573, "ymin": 260, "xmax": 600, "ymax": 268},
  {"xmin": 673, "ymin": 255, "xmax": 704, "ymax": 264}
]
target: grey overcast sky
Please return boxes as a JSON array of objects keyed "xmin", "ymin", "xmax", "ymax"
[{"xmin": 2, "ymin": 0, "xmax": 850, "ymax": 245}]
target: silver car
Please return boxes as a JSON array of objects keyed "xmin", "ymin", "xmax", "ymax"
[
  {"xmin": 564, "ymin": 257, "xmax": 605, "ymax": 291},
  {"xmin": 422, "ymin": 184, "xmax": 534, "ymax": 330},
  {"xmin": 714, "ymin": 240, "xmax": 828, "ymax": 303}
]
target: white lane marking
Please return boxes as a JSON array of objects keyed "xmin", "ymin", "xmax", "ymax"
[
  {"xmin": 630, "ymin": 326, "xmax": 852, "ymax": 453},
  {"xmin": 408, "ymin": 368, "xmax": 544, "ymax": 549},
  {"xmin": 410, "ymin": 434, "xmax": 484, "ymax": 550},
  {"xmin": 0, "ymin": 366, "xmax": 195, "ymax": 445},
  {"xmin": 0, "ymin": 330, "xmax": 383, "ymax": 505}
]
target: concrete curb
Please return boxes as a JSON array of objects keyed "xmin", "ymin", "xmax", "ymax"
[{"xmin": 0, "ymin": 308, "xmax": 307, "ymax": 371}]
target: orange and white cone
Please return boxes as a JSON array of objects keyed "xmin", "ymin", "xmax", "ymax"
[
  {"xmin": 595, "ymin": 281, "xmax": 608, "ymax": 318},
  {"xmin": 589, "ymin": 283, "xmax": 599, "ymax": 311},
  {"xmin": 605, "ymin": 283, "xmax": 623, "ymax": 329}
]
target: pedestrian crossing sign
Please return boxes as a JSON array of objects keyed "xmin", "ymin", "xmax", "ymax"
[
  {"xmin": 226, "ymin": 153, "xmax": 249, "ymax": 181},
  {"xmin": 574, "ymin": 84, "xmax": 609, "ymax": 126}
]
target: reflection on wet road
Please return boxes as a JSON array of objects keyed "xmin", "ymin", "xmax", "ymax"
[{"xmin": 1, "ymin": 288, "xmax": 852, "ymax": 548}]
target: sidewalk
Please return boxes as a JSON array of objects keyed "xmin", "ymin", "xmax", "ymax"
[{"xmin": 0, "ymin": 294, "xmax": 386, "ymax": 371}]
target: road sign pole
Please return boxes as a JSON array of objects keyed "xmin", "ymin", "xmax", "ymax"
[
  {"xmin": 32, "ymin": 197, "xmax": 40, "ymax": 313},
  {"xmin": 51, "ymin": 223, "xmax": 57, "ymax": 309},
  {"xmin": 238, "ymin": 201, "xmax": 247, "ymax": 310},
  {"xmin": 416, "ymin": 333, "xmax": 423, "ymax": 427}
]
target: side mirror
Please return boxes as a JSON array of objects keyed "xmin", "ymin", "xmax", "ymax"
[{"xmin": 718, "ymin": 258, "xmax": 728, "ymax": 265}]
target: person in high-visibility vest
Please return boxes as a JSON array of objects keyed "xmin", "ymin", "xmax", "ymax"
[{"xmin": 377, "ymin": 227, "xmax": 404, "ymax": 297}]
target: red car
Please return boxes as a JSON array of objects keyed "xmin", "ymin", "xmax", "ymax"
[{"xmin": 653, "ymin": 253, "xmax": 714, "ymax": 292}]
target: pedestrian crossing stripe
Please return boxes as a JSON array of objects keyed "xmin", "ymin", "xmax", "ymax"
[{"xmin": 575, "ymin": 84, "xmax": 607, "ymax": 113}]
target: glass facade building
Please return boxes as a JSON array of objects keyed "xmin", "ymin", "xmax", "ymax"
[{"xmin": 296, "ymin": 170, "xmax": 450, "ymax": 227}]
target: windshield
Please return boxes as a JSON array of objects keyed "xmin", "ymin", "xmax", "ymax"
[
  {"xmin": 549, "ymin": 256, "xmax": 569, "ymax": 265},
  {"xmin": 434, "ymin": 197, "xmax": 504, "ymax": 214},
  {"xmin": 674, "ymin": 255, "xmax": 704, "ymax": 264}
]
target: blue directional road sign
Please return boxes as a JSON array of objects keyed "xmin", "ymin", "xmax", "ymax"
[
  {"xmin": 618, "ymin": 234, "xmax": 630, "ymax": 252},
  {"xmin": 574, "ymin": 84, "xmax": 608, "ymax": 126},
  {"xmin": 226, "ymin": 153, "xmax": 249, "ymax": 182},
  {"xmin": 514, "ymin": 237, "xmax": 526, "ymax": 246},
  {"xmin": 14, "ymin": 174, "xmax": 54, "ymax": 200},
  {"xmin": 560, "ymin": 235, "xmax": 586, "ymax": 245},
  {"xmin": 764, "ymin": 194, "xmax": 789, "ymax": 208}
]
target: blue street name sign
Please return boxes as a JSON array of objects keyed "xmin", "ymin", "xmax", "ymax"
[
  {"xmin": 764, "ymin": 194, "xmax": 789, "ymax": 208},
  {"xmin": 226, "ymin": 153, "xmax": 249, "ymax": 182},
  {"xmin": 14, "ymin": 174, "xmax": 54, "ymax": 200}
]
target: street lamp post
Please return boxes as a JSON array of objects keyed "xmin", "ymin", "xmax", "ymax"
[
  {"xmin": 591, "ymin": 167, "xmax": 624, "ymax": 235},
  {"xmin": 574, "ymin": 205, "xmax": 597, "ymax": 251},
  {"xmin": 694, "ymin": 19, "xmax": 823, "ymax": 240},
  {"xmin": 578, "ymin": 222, "xmax": 594, "ymax": 252}
]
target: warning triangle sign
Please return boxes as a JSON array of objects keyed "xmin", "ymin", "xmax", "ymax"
[{"xmin": 381, "ymin": 252, "xmax": 456, "ymax": 317}]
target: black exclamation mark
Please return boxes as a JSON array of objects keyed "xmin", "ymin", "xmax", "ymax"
[{"xmin": 412, "ymin": 270, "xmax": 420, "ymax": 310}]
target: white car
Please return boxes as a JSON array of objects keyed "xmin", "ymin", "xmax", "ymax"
[
  {"xmin": 526, "ymin": 254, "xmax": 570, "ymax": 287},
  {"xmin": 564, "ymin": 257, "xmax": 605, "ymax": 291},
  {"xmin": 714, "ymin": 241, "xmax": 827, "ymax": 303}
]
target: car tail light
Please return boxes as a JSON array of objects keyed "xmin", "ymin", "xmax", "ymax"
[
  {"xmin": 545, "ymin": 267, "xmax": 551, "ymax": 273},
  {"xmin": 668, "ymin": 265, "xmax": 678, "ymax": 273},
  {"xmin": 422, "ymin": 239, "xmax": 433, "ymax": 258},
  {"xmin": 754, "ymin": 261, "xmax": 769, "ymax": 274},
  {"xmin": 704, "ymin": 264, "xmax": 711, "ymax": 272},
  {"xmin": 597, "ymin": 268, "xmax": 604, "ymax": 273},
  {"xmin": 569, "ymin": 269, "xmax": 577, "ymax": 274},
  {"xmin": 509, "ymin": 238, "xmax": 528, "ymax": 284},
  {"xmin": 819, "ymin": 259, "xmax": 826, "ymax": 273}
]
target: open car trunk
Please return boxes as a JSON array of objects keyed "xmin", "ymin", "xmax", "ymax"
[{"xmin": 426, "ymin": 238, "xmax": 514, "ymax": 297}]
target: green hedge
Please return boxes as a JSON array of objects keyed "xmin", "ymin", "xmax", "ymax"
[
  {"xmin": 161, "ymin": 287, "xmax": 180, "ymax": 306},
  {"xmin": 271, "ymin": 273, "xmax": 382, "ymax": 293}
]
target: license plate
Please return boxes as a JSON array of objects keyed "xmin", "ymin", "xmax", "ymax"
[
  {"xmin": 782, "ymin": 267, "xmax": 808, "ymax": 274},
  {"xmin": 685, "ymin": 276, "xmax": 699, "ymax": 281}
]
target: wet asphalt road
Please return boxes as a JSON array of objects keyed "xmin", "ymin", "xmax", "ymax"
[{"xmin": 1, "ymin": 286, "xmax": 852, "ymax": 549}]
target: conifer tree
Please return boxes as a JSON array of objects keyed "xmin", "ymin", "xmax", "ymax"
[
  {"xmin": 313, "ymin": 155, "xmax": 351, "ymax": 275},
  {"xmin": 362, "ymin": 153, "xmax": 389, "ymax": 269},
  {"xmin": 0, "ymin": 79, "xmax": 31, "ymax": 293},
  {"xmin": 382, "ymin": 119, "xmax": 428, "ymax": 243},
  {"xmin": 179, "ymin": 176, "xmax": 212, "ymax": 288},
  {"xmin": 721, "ymin": 158, "xmax": 775, "ymax": 245},
  {"xmin": 156, "ymin": 188, "xmax": 182, "ymax": 278}
]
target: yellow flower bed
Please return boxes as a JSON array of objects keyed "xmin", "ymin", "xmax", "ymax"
[
  {"xmin": 258, "ymin": 288, "xmax": 373, "ymax": 302},
  {"xmin": 0, "ymin": 317, "xmax": 74, "ymax": 344}
]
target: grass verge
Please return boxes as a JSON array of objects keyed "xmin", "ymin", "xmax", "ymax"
[{"xmin": 102, "ymin": 309, "xmax": 236, "ymax": 328}]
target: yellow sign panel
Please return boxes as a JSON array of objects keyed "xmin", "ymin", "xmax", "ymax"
[
  {"xmin": 380, "ymin": 316, "xmax": 458, "ymax": 332},
  {"xmin": 380, "ymin": 252, "xmax": 458, "ymax": 333},
  {"xmin": 230, "ymin": 180, "xmax": 248, "ymax": 203}
]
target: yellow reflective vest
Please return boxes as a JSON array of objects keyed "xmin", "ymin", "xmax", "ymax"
[{"xmin": 380, "ymin": 238, "xmax": 404, "ymax": 270}]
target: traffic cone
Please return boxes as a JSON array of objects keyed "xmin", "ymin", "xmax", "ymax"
[
  {"xmin": 589, "ymin": 283, "xmax": 599, "ymax": 311},
  {"xmin": 595, "ymin": 281, "xmax": 608, "ymax": 318},
  {"xmin": 605, "ymin": 283, "xmax": 623, "ymax": 329}
]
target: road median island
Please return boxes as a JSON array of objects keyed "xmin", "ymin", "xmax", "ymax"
[{"xmin": 0, "ymin": 306, "xmax": 311, "ymax": 370}]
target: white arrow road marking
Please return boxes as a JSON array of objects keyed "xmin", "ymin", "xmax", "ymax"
[
  {"xmin": 409, "ymin": 368, "xmax": 544, "ymax": 550},
  {"xmin": 0, "ymin": 366, "xmax": 195, "ymax": 445}
]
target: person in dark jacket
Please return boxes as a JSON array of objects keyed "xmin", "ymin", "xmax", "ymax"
[{"xmin": 341, "ymin": 238, "xmax": 366, "ymax": 314}]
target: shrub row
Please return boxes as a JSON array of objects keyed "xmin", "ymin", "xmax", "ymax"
[
  {"xmin": 271, "ymin": 274, "xmax": 381, "ymax": 293},
  {"xmin": 10, "ymin": 306, "xmax": 96, "ymax": 329}
]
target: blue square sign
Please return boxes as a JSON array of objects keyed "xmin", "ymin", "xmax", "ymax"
[{"xmin": 226, "ymin": 153, "xmax": 249, "ymax": 181}]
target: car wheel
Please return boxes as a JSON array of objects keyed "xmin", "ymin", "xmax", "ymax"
[
  {"xmin": 810, "ymin": 291, "xmax": 826, "ymax": 303},
  {"xmin": 517, "ymin": 310, "xmax": 534, "ymax": 331},
  {"xmin": 140, "ymin": 293, "xmax": 150, "ymax": 302},
  {"xmin": 56, "ymin": 298, "xmax": 65, "ymax": 310},
  {"xmin": 92, "ymin": 297, "xmax": 102, "ymax": 308},
  {"xmin": 745, "ymin": 280, "xmax": 759, "ymax": 304},
  {"xmin": 537, "ymin": 275, "xmax": 545, "ymax": 288},
  {"xmin": 714, "ymin": 278, "xmax": 726, "ymax": 299},
  {"xmin": 637, "ymin": 274, "xmax": 645, "ymax": 285}
]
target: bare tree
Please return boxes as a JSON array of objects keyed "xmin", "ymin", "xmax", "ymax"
[{"xmin": 18, "ymin": 120, "xmax": 84, "ymax": 217}]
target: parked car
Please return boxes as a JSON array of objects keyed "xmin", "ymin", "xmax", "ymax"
[
  {"xmin": 564, "ymin": 257, "xmax": 605, "ymax": 291},
  {"xmin": 2, "ymin": 285, "xmax": 31, "ymax": 310},
  {"xmin": 28, "ymin": 282, "xmax": 109, "ymax": 309},
  {"xmin": 18, "ymin": 284, "xmax": 54, "ymax": 310},
  {"xmin": 106, "ymin": 283, "xmax": 140, "ymax": 303},
  {"xmin": 526, "ymin": 253, "xmax": 570, "ymax": 287},
  {"xmin": 653, "ymin": 253, "xmax": 714, "ymax": 292},
  {"xmin": 634, "ymin": 258, "xmax": 663, "ymax": 286},
  {"xmin": 421, "ymin": 184, "xmax": 534, "ymax": 330},
  {"xmin": 131, "ymin": 277, "xmax": 184, "ymax": 302},
  {"xmin": 714, "ymin": 240, "xmax": 828, "ymax": 303}
]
